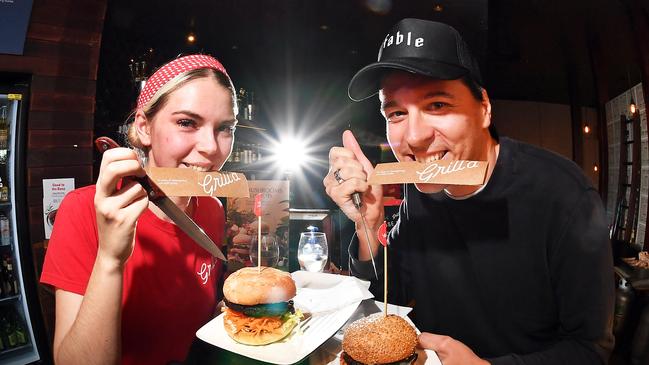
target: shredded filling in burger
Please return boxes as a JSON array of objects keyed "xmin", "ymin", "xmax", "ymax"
[
  {"xmin": 341, "ymin": 313, "xmax": 418, "ymax": 365},
  {"xmin": 222, "ymin": 266, "xmax": 302, "ymax": 345}
]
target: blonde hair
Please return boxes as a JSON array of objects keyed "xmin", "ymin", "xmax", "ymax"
[{"xmin": 125, "ymin": 68, "xmax": 237, "ymax": 152}]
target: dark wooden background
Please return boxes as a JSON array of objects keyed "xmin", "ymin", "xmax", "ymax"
[{"xmin": 0, "ymin": 0, "xmax": 107, "ymax": 357}]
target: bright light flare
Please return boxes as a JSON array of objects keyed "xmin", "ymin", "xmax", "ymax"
[{"xmin": 270, "ymin": 137, "xmax": 313, "ymax": 172}]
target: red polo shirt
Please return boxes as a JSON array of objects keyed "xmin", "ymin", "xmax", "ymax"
[{"xmin": 41, "ymin": 185, "xmax": 224, "ymax": 364}]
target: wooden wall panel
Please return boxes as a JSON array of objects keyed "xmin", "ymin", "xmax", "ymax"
[
  {"xmin": 27, "ymin": 187, "xmax": 43, "ymax": 207},
  {"xmin": 28, "ymin": 130, "xmax": 93, "ymax": 148},
  {"xmin": 0, "ymin": 0, "xmax": 112, "ymax": 357},
  {"xmin": 0, "ymin": 0, "xmax": 106, "ymax": 229},
  {"xmin": 30, "ymin": 92, "xmax": 94, "ymax": 113},
  {"xmin": 0, "ymin": 55, "xmax": 98, "ymax": 79},
  {"xmin": 31, "ymin": 90, "xmax": 94, "ymax": 111},
  {"xmin": 29, "ymin": 206, "xmax": 46, "ymax": 243},
  {"xmin": 28, "ymin": 110, "xmax": 94, "ymax": 130},
  {"xmin": 24, "ymin": 41, "xmax": 99, "ymax": 69},
  {"xmin": 30, "ymin": 2, "xmax": 105, "ymax": 34},
  {"xmin": 28, "ymin": 165, "xmax": 94, "ymax": 188},
  {"xmin": 31, "ymin": 75, "xmax": 96, "ymax": 95},
  {"xmin": 27, "ymin": 147, "xmax": 94, "ymax": 167},
  {"xmin": 26, "ymin": 23, "xmax": 102, "ymax": 47}
]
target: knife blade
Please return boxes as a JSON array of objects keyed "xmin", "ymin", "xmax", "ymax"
[
  {"xmin": 94, "ymin": 137, "xmax": 227, "ymax": 261},
  {"xmin": 351, "ymin": 193, "xmax": 379, "ymax": 280}
]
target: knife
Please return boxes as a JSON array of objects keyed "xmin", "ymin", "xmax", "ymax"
[
  {"xmin": 94, "ymin": 137, "xmax": 227, "ymax": 261},
  {"xmin": 345, "ymin": 125, "xmax": 378, "ymax": 279},
  {"xmin": 352, "ymin": 193, "xmax": 379, "ymax": 280},
  {"xmin": 334, "ymin": 169, "xmax": 378, "ymax": 279}
]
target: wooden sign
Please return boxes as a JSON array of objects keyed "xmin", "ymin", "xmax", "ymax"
[
  {"xmin": 146, "ymin": 167, "xmax": 249, "ymax": 198},
  {"xmin": 368, "ymin": 160, "xmax": 488, "ymax": 186}
]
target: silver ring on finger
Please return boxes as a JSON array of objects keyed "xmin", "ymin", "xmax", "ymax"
[{"xmin": 333, "ymin": 169, "xmax": 344, "ymax": 184}]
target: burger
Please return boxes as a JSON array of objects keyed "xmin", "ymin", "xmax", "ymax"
[
  {"xmin": 222, "ymin": 266, "xmax": 302, "ymax": 345},
  {"xmin": 227, "ymin": 229, "xmax": 252, "ymax": 267},
  {"xmin": 341, "ymin": 313, "xmax": 418, "ymax": 365}
]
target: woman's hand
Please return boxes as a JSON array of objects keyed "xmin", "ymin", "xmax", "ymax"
[
  {"xmin": 94, "ymin": 148, "xmax": 149, "ymax": 266},
  {"xmin": 418, "ymin": 333, "xmax": 491, "ymax": 365}
]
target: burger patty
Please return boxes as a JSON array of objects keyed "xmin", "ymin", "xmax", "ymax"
[
  {"xmin": 224, "ymin": 298, "xmax": 295, "ymax": 318},
  {"xmin": 341, "ymin": 351, "xmax": 418, "ymax": 365}
]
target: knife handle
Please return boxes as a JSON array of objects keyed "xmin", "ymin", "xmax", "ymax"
[
  {"xmin": 94, "ymin": 136, "xmax": 120, "ymax": 152},
  {"xmin": 132, "ymin": 175, "xmax": 160, "ymax": 201},
  {"xmin": 94, "ymin": 136, "xmax": 161, "ymax": 201},
  {"xmin": 351, "ymin": 192, "xmax": 363, "ymax": 210}
]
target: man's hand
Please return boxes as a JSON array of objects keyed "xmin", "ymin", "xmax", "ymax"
[
  {"xmin": 323, "ymin": 130, "xmax": 384, "ymax": 260},
  {"xmin": 419, "ymin": 333, "xmax": 490, "ymax": 365},
  {"xmin": 323, "ymin": 130, "xmax": 383, "ymax": 224}
]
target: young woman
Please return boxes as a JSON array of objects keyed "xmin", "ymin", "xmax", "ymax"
[{"xmin": 40, "ymin": 55, "xmax": 238, "ymax": 364}]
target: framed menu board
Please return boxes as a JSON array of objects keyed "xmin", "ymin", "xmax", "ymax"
[{"xmin": 225, "ymin": 180, "xmax": 290, "ymax": 272}]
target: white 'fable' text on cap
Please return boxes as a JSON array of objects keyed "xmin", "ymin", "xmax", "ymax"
[{"xmin": 382, "ymin": 31, "xmax": 424, "ymax": 50}]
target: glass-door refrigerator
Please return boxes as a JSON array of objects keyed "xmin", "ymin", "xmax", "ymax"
[{"xmin": 0, "ymin": 85, "xmax": 48, "ymax": 364}]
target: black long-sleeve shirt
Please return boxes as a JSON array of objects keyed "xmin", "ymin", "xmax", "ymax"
[{"xmin": 350, "ymin": 137, "xmax": 615, "ymax": 364}]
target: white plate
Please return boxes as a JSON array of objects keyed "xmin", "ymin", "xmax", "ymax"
[{"xmin": 196, "ymin": 272, "xmax": 363, "ymax": 365}]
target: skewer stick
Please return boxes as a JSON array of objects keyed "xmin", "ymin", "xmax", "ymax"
[
  {"xmin": 378, "ymin": 221, "xmax": 389, "ymax": 317},
  {"xmin": 384, "ymin": 244, "xmax": 388, "ymax": 317},
  {"xmin": 254, "ymin": 193, "xmax": 263, "ymax": 273},
  {"xmin": 258, "ymin": 216, "xmax": 262, "ymax": 272}
]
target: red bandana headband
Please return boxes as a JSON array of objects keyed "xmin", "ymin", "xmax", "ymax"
[{"xmin": 136, "ymin": 54, "xmax": 229, "ymax": 110}]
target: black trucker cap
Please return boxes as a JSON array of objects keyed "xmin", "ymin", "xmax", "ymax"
[{"xmin": 348, "ymin": 18, "xmax": 483, "ymax": 101}]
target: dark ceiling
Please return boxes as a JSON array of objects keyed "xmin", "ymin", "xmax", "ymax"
[{"xmin": 94, "ymin": 0, "xmax": 648, "ymax": 207}]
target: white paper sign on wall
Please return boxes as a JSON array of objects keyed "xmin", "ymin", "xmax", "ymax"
[{"xmin": 43, "ymin": 178, "xmax": 75, "ymax": 239}]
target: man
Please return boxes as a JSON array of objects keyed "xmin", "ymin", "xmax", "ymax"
[{"xmin": 323, "ymin": 18, "xmax": 614, "ymax": 364}]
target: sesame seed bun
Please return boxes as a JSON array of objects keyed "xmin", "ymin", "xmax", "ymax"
[
  {"xmin": 342, "ymin": 313, "xmax": 418, "ymax": 364},
  {"xmin": 223, "ymin": 266, "xmax": 296, "ymax": 306}
]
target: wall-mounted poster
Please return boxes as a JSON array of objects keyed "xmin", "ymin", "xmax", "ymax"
[
  {"xmin": 226, "ymin": 180, "xmax": 289, "ymax": 272},
  {"xmin": 43, "ymin": 178, "xmax": 75, "ymax": 239}
]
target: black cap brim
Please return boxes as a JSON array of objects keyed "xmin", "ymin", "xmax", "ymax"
[{"xmin": 348, "ymin": 57, "xmax": 470, "ymax": 101}]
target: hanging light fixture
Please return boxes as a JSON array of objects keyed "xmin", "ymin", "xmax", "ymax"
[
  {"xmin": 630, "ymin": 98, "xmax": 637, "ymax": 115},
  {"xmin": 593, "ymin": 164, "xmax": 599, "ymax": 172},
  {"xmin": 187, "ymin": 17, "xmax": 197, "ymax": 45},
  {"xmin": 626, "ymin": 66, "xmax": 637, "ymax": 115},
  {"xmin": 583, "ymin": 124, "xmax": 591, "ymax": 134}
]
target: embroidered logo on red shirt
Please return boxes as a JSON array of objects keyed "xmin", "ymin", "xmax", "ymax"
[{"xmin": 196, "ymin": 258, "xmax": 217, "ymax": 285}]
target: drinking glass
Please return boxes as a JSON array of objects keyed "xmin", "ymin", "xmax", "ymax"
[
  {"xmin": 297, "ymin": 232, "xmax": 328, "ymax": 272},
  {"xmin": 249, "ymin": 234, "xmax": 280, "ymax": 268}
]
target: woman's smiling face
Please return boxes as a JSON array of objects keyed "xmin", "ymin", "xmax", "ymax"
[{"xmin": 140, "ymin": 76, "xmax": 237, "ymax": 172}]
